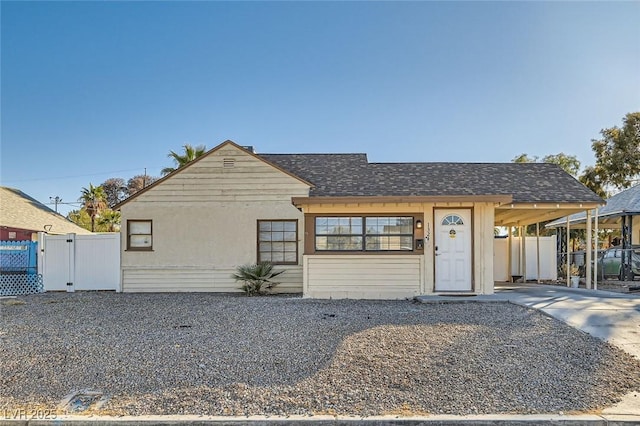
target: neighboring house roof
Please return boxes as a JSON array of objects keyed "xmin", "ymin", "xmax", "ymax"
[
  {"xmin": 546, "ymin": 183, "xmax": 640, "ymax": 228},
  {"xmin": 0, "ymin": 186, "xmax": 92, "ymax": 235},
  {"xmin": 261, "ymin": 154, "xmax": 603, "ymax": 204}
]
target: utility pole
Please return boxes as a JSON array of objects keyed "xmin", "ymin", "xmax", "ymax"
[{"xmin": 50, "ymin": 196, "xmax": 62, "ymax": 213}]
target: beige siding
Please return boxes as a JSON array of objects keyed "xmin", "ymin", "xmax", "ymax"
[
  {"xmin": 130, "ymin": 146, "xmax": 307, "ymax": 205},
  {"xmin": 122, "ymin": 265, "xmax": 302, "ymax": 293},
  {"xmin": 304, "ymin": 255, "xmax": 423, "ymax": 299},
  {"xmin": 120, "ymin": 144, "xmax": 309, "ymax": 293}
]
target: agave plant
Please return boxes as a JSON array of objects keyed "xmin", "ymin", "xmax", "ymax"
[{"xmin": 232, "ymin": 261, "xmax": 285, "ymax": 296}]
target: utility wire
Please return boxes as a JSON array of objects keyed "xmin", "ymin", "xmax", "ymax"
[{"xmin": 1, "ymin": 167, "xmax": 163, "ymax": 184}]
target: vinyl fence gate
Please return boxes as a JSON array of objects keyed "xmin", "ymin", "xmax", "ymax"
[{"xmin": 41, "ymin": 233, "xmax": 120, "ymax": 292}]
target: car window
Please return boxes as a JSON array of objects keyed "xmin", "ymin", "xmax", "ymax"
[
  {"xmin": 605, "ymin": 250, "xmax": 614, "ymax": 259},
  {"xmin": 615, "ymin": 250, "xmax": 621, "ymax": 258}
]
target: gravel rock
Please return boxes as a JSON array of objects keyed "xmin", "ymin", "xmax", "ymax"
[{"xmin": 1, "ymin": 292, "xmax": 639, "ymax": 416}]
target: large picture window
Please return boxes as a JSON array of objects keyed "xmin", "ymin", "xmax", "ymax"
[
  {"xmin": 258, "ymin": 220, "xmax": 298, "ymax": 264},
  {"xmin": 314, "ymin": 216, "xmax": 414, "ymax": 251},
  {"xmin": 127, "ymin": 220, "xmax": 152, "ymax": 250}
]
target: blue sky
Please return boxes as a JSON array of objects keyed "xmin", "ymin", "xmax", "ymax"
[{"xmin": 1, "ymin": 1, "xmax": 639, "ymax": 216}]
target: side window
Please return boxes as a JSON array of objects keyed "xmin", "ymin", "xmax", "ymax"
[
  {"xmin": 615, "ymin": 250, "xmax": 621, "ymax": 258},
  {"xmin": 258, "ymin": 220, "xmax": 298, "ymax": 264},
  {"xmin": 127, "ymin": 220, "xmax": 152, "ymax": 250}
]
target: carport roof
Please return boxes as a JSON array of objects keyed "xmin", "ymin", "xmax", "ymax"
[{"xmin": 546, "ymin": 183, "xmax": 640, "ymax": 229}]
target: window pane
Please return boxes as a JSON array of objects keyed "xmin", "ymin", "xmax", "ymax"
[
  {"xmin": 319, "ymin": 236, "xmax": 362, "ymax": 251},
  {"xmin": 130, "ymin": 235, "xmax": 152, "ymax": 247},
  {"xmin": 365, "ymin": 236, "xmax": 381, "ymax": 250},
  {"xmin": 259, "ymin": 232, "xmax": 272, "ymax": 241},
  {"xmin": 259, "ymin": 242, "xmax": 271, "ymax": 252},
  {"xmin": 259, "ymin": 222, "xmax": 271, "ymax": 231},
  {"xmin": 271, "ymin": 252, "xmax": 285, "ymax": 263},
  {"xmin": 400, "ymin": 236, "xmax": 413, "ymax": 250},
  {"xmin": 284, "ymin": 221, "xmax": 296, "ymax": 232},
  {"xmin": 364, "ymin": 235, "xmax": 413, "ymax": 251},
  {"xmin": 271, "ymin": 232, "xmax": 285, "ymax": 241},
  {"xmin": 272, "ymin": 242, "xmax": 284, "ymax": 252},
  {"xmin": 284, "ymin": 242, "xmax": 297, "ymax": 252},
  {"xmin": 315, "ymin": 236, "xmax": 328, "ymax": 250},
  {"xmin": 272, "ymin": 222, "xmax": 284, "ymax": 231},
  {"xmin": 284, "ymin": 251, "xmax": 297, "ymax": 262},
  {"xmin": 129, "ymin": 221, "xmax": 151, "ymax": 235},
  {"xmin": 365, "ymin": 217, "xmax": 413, "ymax": 235},
  {"xmin": 283, "ymin": 231, "xmax": 296, "ymax": 241},
  {"xmin": 260, "ymin": 252, "xmax": 272, "ymax": 262}
]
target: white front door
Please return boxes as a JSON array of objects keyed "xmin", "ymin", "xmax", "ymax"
[{"xmin": 435, "ymin": 209, "xmax": 472, "ymax": 291}]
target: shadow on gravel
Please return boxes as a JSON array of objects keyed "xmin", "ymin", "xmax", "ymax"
[{"xmin": 2, "ymin": 292, "xmax": 640, "ymax": 416}]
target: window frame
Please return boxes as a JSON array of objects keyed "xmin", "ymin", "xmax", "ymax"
[
  {"xmin": 257, "ymin": 219, "xmax": 299, "ymax": 265},
  {"xmin": 312, "ymin": 215, "xmax": 417, "ymax": 253},
  {"xmin": 127, "ymin": 219, "xmax": 153, "ymax": 251}
]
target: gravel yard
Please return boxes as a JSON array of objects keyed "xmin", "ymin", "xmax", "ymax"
[{"xmin": 1, "ymin": 292, "xmax": 640, "ymax": 416}]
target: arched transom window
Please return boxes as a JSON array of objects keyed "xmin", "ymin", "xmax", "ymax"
[{"xmin": 441, "ymin": 214, "xmax": 464, "ymax": 226}]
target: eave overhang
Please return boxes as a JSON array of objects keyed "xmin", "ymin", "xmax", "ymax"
[
  {"xmin": 292, "ymin": 195, "xmax": 514, "ymax": 208},
  {"xmin": 495, "ymin": 202, "xmax": 603, "ymax": 227}
]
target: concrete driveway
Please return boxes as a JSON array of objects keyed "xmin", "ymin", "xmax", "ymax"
[{"xmin": 494, "ymin": 283, "xmax": 640, "ymax": 360}]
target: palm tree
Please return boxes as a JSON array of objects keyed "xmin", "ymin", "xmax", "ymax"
[
  {"xmin": 79, "ymin": 183, "xmax": 107, "ymax": 232},
  {"xmin": 161, "ymin": 144, "xmax": 207, "ymax": 175},
  {"xmin": 97, "ymin": 209, "xmax": 121, "ymax": 232}
]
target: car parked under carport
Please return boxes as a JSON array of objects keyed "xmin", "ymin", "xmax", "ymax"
[{"xmin": 599, "ymin": 245, "xmax": 640, "ymax": 281}]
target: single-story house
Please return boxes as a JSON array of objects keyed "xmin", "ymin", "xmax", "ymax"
[
  {"xmin": 115, "ymin": 140, "xmax": 603, "ymax": 299},
  {"xmin": 0, "ymin": 186, "xmax": 92, "ymax": 241}
]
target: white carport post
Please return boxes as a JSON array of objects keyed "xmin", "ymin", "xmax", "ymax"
[
  {"xmin": 507, "ymin": 226, "xmax": 513, "ymax": 281},
  {"xmin": 521, "ymin": 226, "xmax": 527, "ymax": 281},
  {"xmin": 566, "ymin": 216, "xmax": 571, "ymax": 287},
  {"xmin": 586, "ymin": 209, "xmax": 592, "ymax": 289},
  {"xmin": 594, "ymin": 207, "xmax": 599, "ymax": 291},
  {"xmin": 536, "ymin": 222, "xmax": 541, "ymax": 284}
]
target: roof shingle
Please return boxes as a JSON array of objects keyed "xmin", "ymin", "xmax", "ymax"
[{"xmin": 260, "ymin": 154, "xmax": 603, "ymax": 204}]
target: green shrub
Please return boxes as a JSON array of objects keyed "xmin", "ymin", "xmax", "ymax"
[{"xmin": 232, "ymin": 261, "xmax": 285, "ymax": 296}]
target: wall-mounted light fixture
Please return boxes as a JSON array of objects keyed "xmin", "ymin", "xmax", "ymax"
[{"xmin": 416, "ymin": 219, "xmax": 423, "ymax": 229}]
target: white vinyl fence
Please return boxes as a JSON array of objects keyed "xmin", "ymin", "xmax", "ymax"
[
  {"xmin": 39, "ymin": 233, "xmax": 120, "ymax": 292},
  {"xmin": 494, "ymin": 236, "xmax": 557, "ymax": 281}
]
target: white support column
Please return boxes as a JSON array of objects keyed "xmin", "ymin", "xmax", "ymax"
[
  {"xmin": 522, "ymin": 226, "xmax": 527, "ymax": 282},
  {"xmin": 594, "ymin": 207, "xmax": 599, "ymax": 291},
  {"xmin": 536, "ymin": 222, "xmax": 541, "ymax": 283},
  {"xmin": 507, "ymin": 226, "xmax": 512, "ymax": 282},
  {"xmin": 586, "ymin": 210, "xmax": 592, "ymax": 289},
  {"xmin": 566, "ymin": 217, "xmax": 571, "ymax": 287}
]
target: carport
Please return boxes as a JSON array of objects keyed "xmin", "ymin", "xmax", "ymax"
[
  {"xmin": 546, "ymin": 184, "xmax": 640, "ymax": 285},
  {"xmin": 495, "ymin": 201, "xmax": 603, "ymax": 288}
]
